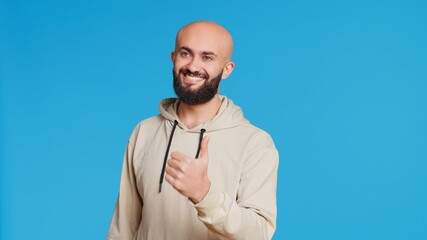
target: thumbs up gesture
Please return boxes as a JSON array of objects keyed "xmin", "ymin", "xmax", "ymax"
[{"xmin": 165, "ymin": 136, "xmax": 211, "ymax": 204}]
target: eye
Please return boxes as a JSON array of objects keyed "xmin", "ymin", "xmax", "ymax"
[
  {"xmin": 202, "ymin": 56, "xmax": 213, "ymax": 61},
  {"xmin": 180, "ymin": 51, "xmax": 190, "ymax": 57}
]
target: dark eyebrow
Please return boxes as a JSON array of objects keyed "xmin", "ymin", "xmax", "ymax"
[
  {"xmin": 179, "ymin": 46, "xmax": 217, "ymax": 57},
  {"xmin": 201, "ymin": 51, "xmax": 217, "ymax": 57},
  {"xmin": 179, "ymin": 46, "xmax": 193, "ymax": 54}
]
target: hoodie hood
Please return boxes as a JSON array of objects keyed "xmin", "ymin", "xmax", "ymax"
[{"xmin": 159, "ymin": 95, "xmax": 249, "ymax": 133}]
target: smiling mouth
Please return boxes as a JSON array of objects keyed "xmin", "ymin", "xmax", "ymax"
[{"xmin": 181, "ymin": 71, "xmax": 208, "ymax": 84}]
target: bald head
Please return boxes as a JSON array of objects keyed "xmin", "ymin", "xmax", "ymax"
[
  {"xmin": 175, "ymin": 21, "xmax": 234, "ymax": 61},
  {"xmin": 171, "ymin": 21, "xmax": 236, "ymax": 90}
]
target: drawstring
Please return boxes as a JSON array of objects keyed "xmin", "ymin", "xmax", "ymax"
[
  {"xmin": 195, "ymin": 129, "xmax": 206, "ymax": 159},
  {"xmin": 158, "ymin": 120, "xmax": 206, "ymax": 193},
  {"xmin": 159, "ymin": 120, "xmax": 178, "ymax": 193}
]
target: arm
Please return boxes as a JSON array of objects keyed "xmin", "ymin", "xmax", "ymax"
[
  {"xmin": 195, "ymin": 133, "xmax": 279, "ymax": 240},
  {"xmin": 107, "ymin": 141, "xmax": 143, "ymax": 240},
  {"xmin": 165, "ymin": 131, "xmax": 279, "ymax": 239}
]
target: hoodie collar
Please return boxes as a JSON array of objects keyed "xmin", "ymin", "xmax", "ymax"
[{"xmin": 159, "ymin": 95, "xmax": 249, "ymax": 133}]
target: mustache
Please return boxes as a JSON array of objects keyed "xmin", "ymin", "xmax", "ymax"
[{"xmin": 179, "ymin": 68, "xmax": 209, "ymax": 79}]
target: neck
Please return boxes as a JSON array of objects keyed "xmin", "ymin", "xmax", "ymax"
[{"xmin": 177, "ymin": 94, "xmax": 222, "ymax": 129}]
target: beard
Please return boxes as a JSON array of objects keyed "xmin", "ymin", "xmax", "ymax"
[{"xmin": 173, "ymin": 68, "xmax": 222, "ymax": 105}]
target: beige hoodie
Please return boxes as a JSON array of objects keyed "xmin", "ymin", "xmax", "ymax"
[{"xmin": 107, "ymin": 96, "xmax": 279, "ymax": 240}]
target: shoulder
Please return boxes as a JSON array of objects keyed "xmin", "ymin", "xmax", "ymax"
[
  {"xmin": 239, "ymin": 122, "xmax": 276, "ymax": 148},
  {"xmin": 137, "ymin": 115, "xmax": 164, "ymax": 129},
  {"xmin": 128, "ymin": 115, "xmax": 164, "ymax": 146},
  {"xmin": 237, "ymin": 123, "xmax": 279, "ymax": 163}
]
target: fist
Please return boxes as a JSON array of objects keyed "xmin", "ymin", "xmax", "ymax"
[{"xmin": 165, "ymin": 136, "xmax": 211, "ymax": 203}]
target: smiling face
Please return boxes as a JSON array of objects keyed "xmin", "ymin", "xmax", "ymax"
[{"xmin": 171, "ymin": 21, "xmax": 235, "ymax": 105}]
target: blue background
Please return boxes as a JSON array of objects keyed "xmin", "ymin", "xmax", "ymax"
[{"xmin": 1, "ymin": 0, "xmax": 426, "ymax": 239}]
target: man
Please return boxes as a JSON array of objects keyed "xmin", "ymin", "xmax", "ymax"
[{"xmin": 107, "ymin": 21, "xmax": 279, "ymax": 240}]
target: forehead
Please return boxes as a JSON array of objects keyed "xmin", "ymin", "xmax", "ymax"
[{"xmin": 176, "ymin": 25, "xmax": 230, "ymax": 57}]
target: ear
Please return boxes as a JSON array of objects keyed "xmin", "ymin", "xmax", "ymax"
[
  {"xmin": 171, "ymin": 51, "xmax": 176, "ymax": 63},
  {"xmin": 221, "ymin": 61, "xmax": 235, "ymax": 80}
]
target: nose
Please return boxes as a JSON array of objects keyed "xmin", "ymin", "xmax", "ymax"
[{"xmin": 186, "ymin": 56, "xmax": 203, "ymax": 73}]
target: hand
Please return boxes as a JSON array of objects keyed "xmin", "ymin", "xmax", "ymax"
[{"xmin": 165, "ymin": 136, "xmax": 211, "ymax": 203}]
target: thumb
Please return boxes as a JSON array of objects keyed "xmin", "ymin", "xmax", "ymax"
[{"xmin": 199, "ymin": 135, "xmax": 210, "ymax": 159}]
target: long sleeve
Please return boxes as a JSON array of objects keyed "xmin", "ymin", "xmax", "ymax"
[
  {"xmin": 107, "ymin": 141, "xmax": 143, "ymax": 240},
  {"xmin": 194, "ymin": 132, "xmax": 279, "ymax": 240}
]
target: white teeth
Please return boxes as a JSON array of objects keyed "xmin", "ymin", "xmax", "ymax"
[
  {"xmin": 188, "ymin": 76, "xmax": 203, "ymax": 80},
  {"xmin": 184, "ymin": 74, "xmax": 204, "ymax": 81}
]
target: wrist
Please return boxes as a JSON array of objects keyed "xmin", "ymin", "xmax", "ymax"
[{"xmin": 190, "ymin": 181, "xmax": 211, "ymax": 204}]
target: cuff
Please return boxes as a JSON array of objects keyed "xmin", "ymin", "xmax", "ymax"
[{"xmin": 192, "ymin": 183, "xmax": 225, "ymax": 219}]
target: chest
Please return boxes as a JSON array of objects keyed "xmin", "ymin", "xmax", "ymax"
[{"xmin": 132, "ymin": 127, "xmax": 247, "ymax": 201}]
